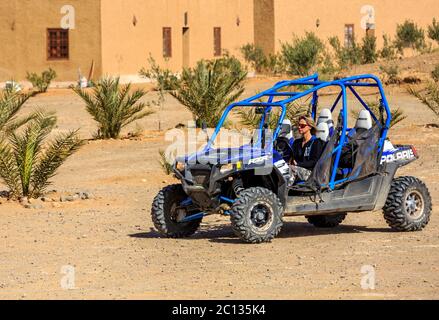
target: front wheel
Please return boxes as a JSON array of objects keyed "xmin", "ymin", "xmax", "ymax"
[
  {"xmin": 151, "ymin": 184, "xmax": 202, "ymax": 238},
  {"xmin": 230, "ymin": 187, "xmax": 284, "ymax": 244},
  {"xmin": 383, "ymin": 176, "xmax": 432, "ymax": 231}
]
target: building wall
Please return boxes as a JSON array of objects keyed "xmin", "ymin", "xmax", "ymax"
[
  {"xmin": 100, "ymin": 0, "xmax": 254, "ymax": 76},
  {"xmin": 274, "ymin": 0, "xmax": 439, "ymax": 52},
  {"xmin": 0, "ymin": 0, "xmax": 102, "ymax": 82}
]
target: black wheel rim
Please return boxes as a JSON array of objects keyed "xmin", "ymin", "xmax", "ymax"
[{"xmin": 250, "ymin": 202, "xmax": 274, "ymax": 231}]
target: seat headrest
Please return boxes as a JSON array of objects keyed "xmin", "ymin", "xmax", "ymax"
[
  {"xmin": 356, "ymin": 110, "xmax": 373, "ymax": 130},
  {"xmin": 279, "ymin": 119, "xmax": 293, "ymax": 140},
  {"xmin": 316, "ymin": 122, "xmax": 329, "ymax": 142},
  {"xmin": 317, "ymin": 108, "xmax": 334, "ymax": 128}
]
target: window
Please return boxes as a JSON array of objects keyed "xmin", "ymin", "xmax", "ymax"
[
  {"xmin": 344, "ymin": 24, "xmax": 354, "ymax": 47},
  {"xmin": 163, "ymin": 27, "xmax": 172, "ymax": 58},
  {"xmin": 213, "ymin": 27, "xmax": 222, "ymax": 56},
  {"xmin": 47, "ymin": 28, "xmax": 69, "ymax": 60}
]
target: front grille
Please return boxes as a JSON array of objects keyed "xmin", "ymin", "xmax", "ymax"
[{"xmin": 190, "ymin": 170, "xmax": 211, "ymax": 187}]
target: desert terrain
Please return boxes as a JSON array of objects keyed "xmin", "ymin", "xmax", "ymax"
[{"xmin": 0, "ymin": 55, "xmax": 439, "ymax": 300}]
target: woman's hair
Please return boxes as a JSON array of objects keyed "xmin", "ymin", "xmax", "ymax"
[{"xmin": 298, "ymin": 116, "xmax": 317, "ymax": 135}]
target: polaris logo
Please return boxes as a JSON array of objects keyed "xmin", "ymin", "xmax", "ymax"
[
  {"xmin": 248, "ymin": 155, "xmax": 270, "ymax": 165},
  {"xmin": 380, "ymin": 149, "xmax": 415, "ymax": 164}
]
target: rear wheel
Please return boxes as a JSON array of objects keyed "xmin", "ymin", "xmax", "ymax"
[
  {"xmin": 306, "ymin": 213, "xmax": 347, "ymax": 228},
  {"xmin": 230, "ymin": 187, "xmax": 284, "ymax": 244},
  {"xmin": 151, "ymin": 184, "xmax": 202, "ymax": 238},
  {"xmin": 383, "ymin": 176, "xmax": 432, "ymax": 231}
]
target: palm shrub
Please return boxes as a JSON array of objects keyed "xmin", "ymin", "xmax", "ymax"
[
  {"xmin": 428, "ymin": 18, "xmax": 439, "ymax": 44},
  {"xmin": 407, "ymin": 82, "xmax": 439, "ymax": 117},
  {"xmin": 26, "ymin": 68, "xmax": 57, "ymax": 93},
  {"xmin": 395, "ymin": 20, "xmax": 426, "ymax": 52},
  {"xmin": 171, "ymin": 55, "xmax": 247, "ymax": 127},
  {"xmin": 73, "ymin": 77, "xmax": 154, "ymax": 139},
  {"xmin": 0, "ymin": 112, "xmax": 84, "ymax": 199},
  {"xmin": 281, "ymin": 32, "xmax": 324, "ymax": 76},
  {"xmin": 139, "ymin": 55, "xmax": 180, "ymax": 91},
  {"xmin": 0, "ymin": 90, "xmax": 34, "ymax": 135},
  {"xmin": 352, "ymin": 101, "xmax": 406, "ymax": 129},
  {"xmin": 158, "ymin": 149, "xmax": 173, "ymax": 175}
]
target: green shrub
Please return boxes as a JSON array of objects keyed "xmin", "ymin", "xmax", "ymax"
[
  {"xmin": 171, "ymin": 55, "xmax": 247, "ymax": 127},
  {"xmin": 328, "ymin": 36, "xmax": 362, "ymax": 69},
  {"xmin": 428, "ymin": 18, "xmax": 439, "ymax": 44},
  {"xmin": 361, "ymin": 35, "xmax": 378, "ymax": 64},
  {"xmin": 73, "ymin": 77, "xmax": 154, "ymax": 139},
  {"xmin": 380, "ymin": 34, "xmax": 398, "ymax": 60},
  {"xmin": 240, "ymin": 44, "xmax": 267, "ymax": 73},
  {"xmin": 380, "ymin": 63, "xmax": 401, "ymax": 85},
  {"xmin": 0, "ymin": 112, "xmax": 84, "ymax": 199},
  {"xmin": 139, "ymin": 55, "xmax": 180, "ymax": 91},
  {"xmin": 0, "ymin": 90, "xmax": 33, "ymax": 134},
  {"xmin": 281, "ymin": 32, "xmax": 324, "ymax": 76},
  {"xmin": 26, "ymin": 68, "xmax": 57, "ymax": 93},
  {"xmin": 395, "ymin": 20, "xmax": 426, "ymax": 52},
  {"xmin": 432, "ymin": 64, "xmax": 439, "ymax": 82},
  {"xmin": 266, "ymin": 53, "xmax": 286, "ymax": 75},
  {"xmin": 408, "ymin": 82, "xmax": 439, "ymax": 116}
]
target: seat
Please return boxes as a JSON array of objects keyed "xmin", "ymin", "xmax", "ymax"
[
  {"xmin": 278, "ymin": 119, "xmax": 293, "ymax": 140},
  {"xmin": 354, "ymin": 110, "xmax": 373, "ymax": 135},
  {"xmin": 317, "ymin": 108, "xmax": 334, "ymax": 136},
  {"xmin": 316, "ymin": 122, "xmax": 329, "ymax": 142}
]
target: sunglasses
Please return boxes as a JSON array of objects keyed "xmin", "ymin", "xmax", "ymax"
[{"xmin": 298, "ymin": 123, "xmax": 309, "ymax": 129}]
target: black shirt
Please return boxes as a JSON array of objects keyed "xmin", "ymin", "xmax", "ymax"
[{"xmin": 291, "ymin": 136, "xmax": 325, "ymax": 170}]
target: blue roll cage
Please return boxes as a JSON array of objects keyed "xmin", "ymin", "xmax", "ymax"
[{"xmin": 205, "ymin": 74, "xmax": 392, "ymax": 190}]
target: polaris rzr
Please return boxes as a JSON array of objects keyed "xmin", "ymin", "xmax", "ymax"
[{"xmin": 151, "ymin": 74, "xmax": 432, "ymax": 243}]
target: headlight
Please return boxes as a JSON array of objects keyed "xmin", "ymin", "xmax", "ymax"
[
  {"xmin": 220, "ymin": 163, "xmax": 234, "ymax": 174},
  {"xmin": 176, "ymin": 162, "xmax": 186, "ymax": 172}
]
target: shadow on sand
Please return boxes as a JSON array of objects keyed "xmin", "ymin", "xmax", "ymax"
[{"xmin": 130, "ymin": 221, "xmax": 391, "ymax": 244}]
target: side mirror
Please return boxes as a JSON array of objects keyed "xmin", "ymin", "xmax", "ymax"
[{"xmin": 201, "ymin": 121, "xmax": 208, "ymax": 132}]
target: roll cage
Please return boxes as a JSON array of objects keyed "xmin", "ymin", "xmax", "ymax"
[{"xmin": 205, "ymin": 74, "xmax": 392, "ymax": 190}]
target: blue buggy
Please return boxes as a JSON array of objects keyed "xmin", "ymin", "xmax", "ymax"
[{"xmin": 151, "ymin": 74, "xmax": 432, "ymax": 243}]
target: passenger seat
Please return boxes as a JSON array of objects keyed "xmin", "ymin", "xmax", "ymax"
[
  {"xmin": 317, "ymin": 109, "xmax": 334, "ymax": 136},
  {"xmin": 354, "ymin": 110, "xmax": 373, "ymax": 135},
  {"xmin": 316, "ymin": 122, "xmax": 330, "ymax": 142}
]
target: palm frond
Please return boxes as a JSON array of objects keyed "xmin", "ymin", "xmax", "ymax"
[
  {"xmin": 30, "ymin": 130, "xmax": 84, "ymax": 197},
  {"xmin": 73, "ymin": 77, "xmax": 154, "ymax": 139}
]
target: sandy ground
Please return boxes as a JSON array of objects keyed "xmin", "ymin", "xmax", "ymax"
[{"xmin": 0, "ymin": 74, "xmax": 439, "ymax": 300}]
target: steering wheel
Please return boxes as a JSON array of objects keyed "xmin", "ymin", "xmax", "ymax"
[{"xmin": 275, "ymin": 137, "xmax": 294, "ymax": 161}]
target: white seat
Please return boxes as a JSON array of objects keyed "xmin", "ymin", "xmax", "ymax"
[
  {"xmin": 355, "ymin": 110, "xmax": 373, "ymax": 132},
  {"xmin": 316, "ymin": 122, "xmax": 330, "ymax": 142},
  {"xmin": 317, "ymin": 108, "xmax": 334, "ymax": 132},
  {"xmin": 279, "ymin": 119, "xmax": 293, "ymax": 140}
]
